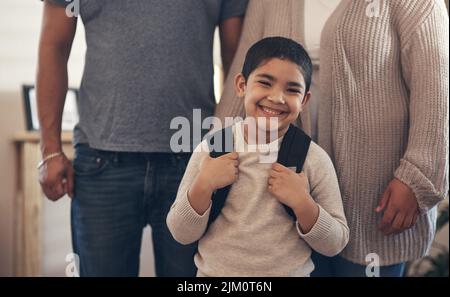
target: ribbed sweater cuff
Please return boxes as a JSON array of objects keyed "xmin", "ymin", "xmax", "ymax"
[
  {"xmin": 394, "ymin": 159, "xmax": 445, "ymax": 213},
  {"xmin": 296, "ymin": 205, "xmax": 333, "ymax": 242},
  {"xmin": 174, "ymin": 191, "xmax": 212, "ymax": 227}
]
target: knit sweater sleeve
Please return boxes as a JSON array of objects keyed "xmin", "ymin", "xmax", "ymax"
[
  {"xmin": 394, "ymin": 0, "xmax": 449, "ymax": 212},
  {"xmin": 166, "ymin": 142, "xmax": 212, "ymax": 245},
  {"xmin": 214, "ymin": 0, "xmax": 265, "ymax": 123},
  {"xmin": 296, "ymin": 142, "xmax": 350, "ymax": 257}
]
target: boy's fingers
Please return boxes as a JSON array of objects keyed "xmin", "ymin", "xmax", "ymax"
[
  {"xmin": 297, "ymin": 171, "xmax": 308, "ymax": 181},
  {"xmin": 228, "ymin": 152, "xmax": 239, "ymax": 159},
  {"xmin": 270, "ymin": 170, "xmax": 281, "ymax": 178},
  {"xmin": 271, "ymin": 162, "xmax": 286, "ymax": 172}
]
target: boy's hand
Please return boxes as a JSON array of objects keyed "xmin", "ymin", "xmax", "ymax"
[
  {"xmin": 376, "ymin": 178, "xmax": 419, "ymax": 236},
  {"xmin": 268, "ymin": 163, "xmax": 309, "ymax": 211},
  {"xmin": 198, "ymin": 152, "xmax": 240, "ymax": 192},
  {"xmin": 268, "ymin": 163, "xmax": 319, "ymax": 234}
]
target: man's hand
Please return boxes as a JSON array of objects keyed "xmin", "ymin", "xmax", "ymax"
[
  {"xmin": 39, "ymin": 154, "xmax": 74, "ymax": 201},
  {"xmin": 219, "ymin": 17, "xmax": 244, "ymax": 77},
  {"xmin": 198, "ymin": 152, "xmax": 240, "ymax": 192},
  {"xmin": 377, "ymin": 178, "xmax": 419, "ymax": 235}
]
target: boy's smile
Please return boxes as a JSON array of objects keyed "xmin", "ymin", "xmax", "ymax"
[{"xmin": 235, "ymin": 58, "xmax": 311, "ymax": 141}]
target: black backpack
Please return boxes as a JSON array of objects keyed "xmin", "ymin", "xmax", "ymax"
[{"xmin": 205, "ymin": 124, "xmax": 311, "ymax": 228}]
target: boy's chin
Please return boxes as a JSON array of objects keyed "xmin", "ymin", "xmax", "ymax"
[{"xmin": 243, "ymin": 116, "xmax": 285, "ymax": 136}]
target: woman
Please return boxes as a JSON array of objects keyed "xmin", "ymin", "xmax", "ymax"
[
  {"xmin": 215, "ymin": 0, "xmax": 341, "ymax": 140},
  {"xmin": 316, "ymin": 0, "xmax": 448, "ymax": 276}
]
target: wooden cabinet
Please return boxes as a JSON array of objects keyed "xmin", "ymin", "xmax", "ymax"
[{"xmin": 13, "ymin": 132, "xmax": 73, "ymax": 276}]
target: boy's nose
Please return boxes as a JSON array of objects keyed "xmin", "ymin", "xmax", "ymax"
[{"xmin": 267, "ymin": 94, "xmax": 285, "ymax": 104}]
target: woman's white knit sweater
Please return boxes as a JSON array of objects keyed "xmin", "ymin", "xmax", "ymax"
[{"xmin": 215, "ymin": 0, "xmax": 449, "ymax": 265}]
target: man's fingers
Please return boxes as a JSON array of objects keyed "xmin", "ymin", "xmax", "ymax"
[
  {"xmin": 376, "ymin": 188, "xmax": 391, "ymax": 213},
  {"xmin": 66, "ymin": 163, "xmax": 75, "ymax": 198},
  {"xmin": 46, "ymin": 179, "xmax": 65, "ymax": 201}
]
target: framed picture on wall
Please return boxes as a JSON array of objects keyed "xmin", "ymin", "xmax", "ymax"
[{"xmin": 22, "ymin": 85, "xmax": 79, "ymax": 131}]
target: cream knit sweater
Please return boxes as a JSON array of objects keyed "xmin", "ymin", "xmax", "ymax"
[
  {"xmin": 215, "ymin": 0, "xmax": 449, "ymax": 266},
  {"xmin": 318, "ymin": 0, "xmax": 449, "ymax": 265}
]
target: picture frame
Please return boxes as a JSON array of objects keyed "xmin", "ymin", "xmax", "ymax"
[{"xmin": 22, "ymin": 85, "xmax": 79, "ymax": 131}]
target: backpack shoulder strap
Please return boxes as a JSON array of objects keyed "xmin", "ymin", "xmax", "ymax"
[
  {"xmin": 206, "ymin": 126, "xmax": 234, "ymax": 226},
  {"xmin": 277, "ymin": 125, "xmax": 312, "ymax": 218}
]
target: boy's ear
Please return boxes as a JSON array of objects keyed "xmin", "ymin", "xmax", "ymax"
[
  {"xmin": 234, "ymin": 73, "xmax": 246, "ymax": 98},
  {"xmin": 301, "ymin": 91, "xmax": 311, "ymax": 107}
]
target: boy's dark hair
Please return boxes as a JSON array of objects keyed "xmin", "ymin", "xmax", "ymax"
[{"xmin": 242, "ymin": 37, "xmax": 313, "ymax": 93}]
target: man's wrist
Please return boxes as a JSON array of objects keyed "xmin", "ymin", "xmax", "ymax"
[
  {"xmin": 40, "ymin": 143, "xmax": 63, "ymax": 158},
  {"xmin": 37, "ymin": 151, "xmax": 65, "ymax": 169}
]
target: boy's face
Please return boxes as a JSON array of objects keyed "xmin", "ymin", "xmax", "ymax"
[{"xmin": 235, "ymin": 58, "xmax": 311, "ymax": 138}]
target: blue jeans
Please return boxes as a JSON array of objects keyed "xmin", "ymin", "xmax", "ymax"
[
  {"xmin": 71, "ymin": 144, "xmax": 197, "ymax": 277},
  {"xmin": 310, "ymin": 251, "xmax": 406, "ymax": 277}
]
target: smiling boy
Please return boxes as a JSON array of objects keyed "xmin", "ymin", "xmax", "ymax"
[{"xmin": 166, "ymin": 37, "xmax": 349, "ymax": 277}]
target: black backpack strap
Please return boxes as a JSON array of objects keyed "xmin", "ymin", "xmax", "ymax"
[
  {"xmin": 206, "ymin": 126, "xmax": 234, "ymax": 227},
  {"xmin": 277, "ymin": 125, "xmax": 312, "ymax": 219},
  {"xmin": 206, "ymin": 125, "xmax": 311, "ymax": 225}
]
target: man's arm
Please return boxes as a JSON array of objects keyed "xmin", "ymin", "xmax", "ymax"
[
  {"xmin": 36, "ymin": 0, "xmax": 77, "ymax": 200},
  {"xmin": 219, "ymin": 16, "xmax": 243, "ymax": 78}
]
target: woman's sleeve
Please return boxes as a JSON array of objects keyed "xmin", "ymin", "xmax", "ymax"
[{"xmin": 395, "ymin": 0, "xmax": 449, "ymax": 212}]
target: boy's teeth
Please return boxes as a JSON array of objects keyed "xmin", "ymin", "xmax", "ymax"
[{"xmin": 261, "ymin": 106, "xmax": 281, "ymax": 115}]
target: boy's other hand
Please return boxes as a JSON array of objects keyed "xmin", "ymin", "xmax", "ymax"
[
  {"xmin": 376, "ymin": 178, "xmax": 419, "ymax": 236},
  {"xmin": 268, "ymin": 163, "xmax": 309, "ymax": 210},
  {"xmin": 199, "ymin": 152, "xmax": 239, "ymax": 191}
]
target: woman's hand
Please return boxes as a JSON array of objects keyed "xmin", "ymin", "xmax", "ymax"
[{"xmin": 377, "ymin": 178, "xmax": 419, "ymax": 235}]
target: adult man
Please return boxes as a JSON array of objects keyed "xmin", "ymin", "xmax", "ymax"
[{"xmin": 37, "ymin": 0, "xmax": 247, "ymax": 276}]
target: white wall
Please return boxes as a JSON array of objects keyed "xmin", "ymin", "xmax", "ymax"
[
  {"xmin": 0, "ymin": 0, "xmax": 86, "ymax": 91},
  {"xmin": 0, "ymin": 0, "xmax": 222, "ymax": 277},
  {"xmin": 0, "ymin": 0, "xmax": 157, "ymax": 277}
]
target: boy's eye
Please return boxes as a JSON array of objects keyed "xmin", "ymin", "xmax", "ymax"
[
  {"xmin": 258, "ymin": 81, "xmax": 271, "ymax": 87},
  {"xmin": 287, "ymin": 89, "xmax": 302, "ymax": 94}
]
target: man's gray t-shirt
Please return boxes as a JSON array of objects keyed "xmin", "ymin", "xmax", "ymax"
[{"xmin": 47, "ymin": 0, "xmax": 248, "ymax": 152}]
